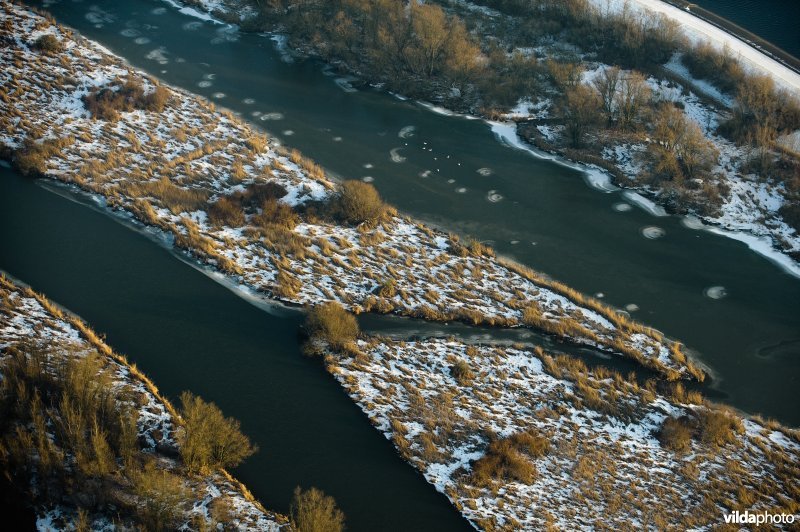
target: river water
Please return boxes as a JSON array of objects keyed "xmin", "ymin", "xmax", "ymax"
[
  {"xmin": 691, "ymin": 0, "xmax": 800, "ymax": 59},
  {"xmin": 0, "ymin": 168, "xmax": 474, "ymax": 531},
  {"xmin": 3, "ymin": 0, "xmax": 800, "ymax": 527}
]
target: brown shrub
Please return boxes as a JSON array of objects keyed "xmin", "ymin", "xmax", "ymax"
[
  {"xmin": 208, "ymin": 196, "xmax": 246, "ymax": 228},
  {"xmin": 252, "ymin": 198, "xmax": 299, "ymax": 230},
  {"xmin": 450, "ymin": 359, "xmax": 474, "ymax": 386},
  {"xmin": 234, "ymin": 182, "xmax": 288, "ymax": 210},
  {"xmin": 305, "ymin": 301, "xmax": 359, "ymax": 350},
  {"xmin": 141, "ymin": 85, "xmax": 170, "ymax": 112},
  {"xmin": 508, "ymin": 430, "xmax": 550, "ymax": 459},
  {"xmin": 658, "ymin": 416, "xmax": 693, "ymax": 453},
  {"xmin": 471, "ymin": 438, "xmax": 537, "ymax": 487},
  {"xmin": 290, "ymin": 486, "xmax": 345, "ymax": 532},
  {"xmin": 698, "ymin": 409, "xmax": 742, "ymax": 447},
  {"xmin": 32, "ymin": 34, "xmax": 63, "ymax": 54},
  {"xmin": 83, "ymin": 80, "xmax": 169, "ymax": 121},
  {"xmin": 176, "ymin": 391, "xmax": 257, "ymax": 473},
  {"xmin": 129, "ymin": 177, "xmax": 210, "ymax": 214},
  {"xmin": 13, "ymin": 136, "xmax": 73, "ymax": 176},
  {"xmin": 334, "ymin": 180, "xmax": 385, "ymax": 224}
]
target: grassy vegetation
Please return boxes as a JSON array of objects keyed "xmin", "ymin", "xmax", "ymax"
[
  {"xmin": 470, "ymin": 429, "xmax": 549, "ymax": 487},
  {"xmin": 125, "ymin": 176, "xmax": 211, "ymax": 215},
  {"xmin": 450, "ymin": 359, "xmax": 474, "ymax": 386},
  {"xmin": 13, "ymin": 135, "xmax": 74, "ymax": 177},
  {"xmin": 83, "ymin": 79, "xmax": 169, "ymax": 122},
  {"xmin": 0, "ymin": 277, "xmax": 285, "ymax": 529},
  {"xmin": 208, "ymin": 195, "xmax": 246, "ymax": 228},
  {"xmin": 326, "ymin": 336, "xmax": 800, "ymax": 529}
]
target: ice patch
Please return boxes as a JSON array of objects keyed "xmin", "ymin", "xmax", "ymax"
[
  {"xmin": 243, "ymin": 98, "xmax": 255, "ymax": 105},
  {"xmin": 145, "ymin": 47, "xmax": 169, "ymax": 65},
  {"xmin": 681, "ymin": 216, "xmax": 705, "ymax": 230},
  {"xmin": 282, "ymin": 130, "xmax": 294, "ymax": 136},
  {"xmin": 476, "ymin": 167, "xmax": 492, "ymax": 176},
  {"xmin": 623, "ymin": 191, "xmax": 668, "ymax": 216},
  {"xmin": 85, "ymin": 6, "xmax": 114, "ymax": 26},
  {"xmin": 362, "ymin": 176, "xmax": 374, "ymax": 183},
  {"xmin": 455, "ymin": 187, "xmax": 467, "ymax": 194},
  {"xmin": 612, "ymin": 202, "xmax": 633, "ymax": 212},
  {"xmin": 269, "ymin": 34, "xmax": 294, "ymax": 63},
  {"xmin": 399, "ymin": 126, "xmax": 416, "ymax": 139},
  {"xmin": 583, "ymin": 167, "xmax": 618, "ymax": 193},
  {"xmin": 487, "ymin": 190, "xmax": 503, "ymax": 203},
  {"xmin": 625, "ymin": 303, "xmax": 640, "ymax": 312},
  {"xmin": 198, "ymin": 80, "xmax": 213, "ymax": 88},
  {"xmin": 390, "ymin": 148, "xmax": 406, "ymax": 163},
  {"xmin": 212, "ymin": 92, "xmax": 226, "ymax": 99},
  {"xmin": 134, "ymin": 37, "xmax": 151, "ymax": 45},
  {"xmin": 641, "ymin": 226, "xmax": 666, "ymax": 239},
  {"xmin": 417, "ymin": 101, "xmax": 456, "ymax": 116},
  {"xmin": 334, "ymin": 77, "xmax": 357, "ymax": 93},
  {"xmin": 703, "ymin": 286, "xmax": 727, "ymax": 299},
  {"xmin": 259, "ymin": 112, "xmax": 283, "ymax": 121}
]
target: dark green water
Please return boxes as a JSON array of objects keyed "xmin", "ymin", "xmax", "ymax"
[
  {"xmin": 28, "ymin": 0, "xmax": 799, "ymax": 425},
  {"xmin": 691, "ymin": 0, "xmax": 800, "ymax": 59},
  {"xmin": 0, "ymin": 168, "xmax": 471, "ymax": 531}
]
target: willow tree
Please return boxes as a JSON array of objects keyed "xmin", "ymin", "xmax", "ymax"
[{"xmin": 177, "ymin": 392, "xmax": 257, "ymax": 474}]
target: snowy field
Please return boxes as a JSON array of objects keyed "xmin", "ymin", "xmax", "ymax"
[{"xmin": 328, "ymin": 337, "xmax": 800, "ymax": 530}]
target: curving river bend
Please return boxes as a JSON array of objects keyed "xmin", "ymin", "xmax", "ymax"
[{"xmin": 3, "ymin": 0, "xmax": 800, "ymax": 529}]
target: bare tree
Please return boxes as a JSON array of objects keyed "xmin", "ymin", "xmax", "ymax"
[
  {"xmin": 592, "ymin": 65, "xmax": 621, "ymax": 124},
  {"xmin": 652, "ymin": 105, "xmax": 718, "ymax": 182},
  {"xmin": 291, "ymin": 486, "xmax": 345, "ymax": 532},
  {"xmin": 547, "ymin": 59, "xmax": 583, "ymax": 91},
  {"xmin": 562, "ymin": 85, "xmax": 602, "ymax": 148},
  {"xmin": 615, "ymin": 72, "xmax": 651, "ymax": 130}
]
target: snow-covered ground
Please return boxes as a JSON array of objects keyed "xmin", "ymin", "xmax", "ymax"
[
  {"xmin": 501, "ymin": 52, "xmax": 800, "ymax": 275},
  {"xmin": 328, "ymin": 337, "xmax": 800, "ymax": 529},
  {"xmin": 0, "ymin": 4, "xmax": 702, "ymax": 380},
  {"xmin": 587, "ymin": 0, "xmax": 800, "ymax": 92},
  {"xmin": 0, "ymin": 276, "xmax": 287, "ymax": 531}
]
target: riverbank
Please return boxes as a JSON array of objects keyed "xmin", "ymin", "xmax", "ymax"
[
  {"xmin": 0, "ymin": 2, "xmax": 702, "ymax": 380},
  {"xmin": 587, "ymin": 0, "xmax": 800, "ymax": 90},
  {"xmin": 320, "ymin": 334, "xmax": 800, "ymax": 529},
  {"xmin": 0, "ymin": 274, "xmax": 288, "ymax": 530}
]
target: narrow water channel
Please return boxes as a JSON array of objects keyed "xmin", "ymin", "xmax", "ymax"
[
  {"xmin": 28, "ymin": 0, "xmax": 800, "ymax": 426},
  {"xmin": 0, "ymin": 168, "xmax": 472, "ymax": 531}
]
